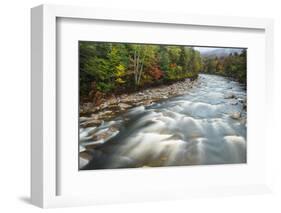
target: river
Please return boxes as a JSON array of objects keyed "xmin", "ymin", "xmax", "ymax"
[{"xmin": 79, "ymin": 74, "xmax": 247, "ymax": 170}]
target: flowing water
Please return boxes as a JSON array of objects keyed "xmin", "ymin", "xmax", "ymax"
[{"xmin": 79, "ymin": 74, "xmax": 247, "ymax": 170}]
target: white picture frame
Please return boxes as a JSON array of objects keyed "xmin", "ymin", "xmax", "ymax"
[{"xmin": 31, "ymin": 4, "xmax": 274, "ymax": 208}]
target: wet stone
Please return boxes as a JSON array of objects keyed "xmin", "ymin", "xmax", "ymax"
[
  {"xmin": 83, "ymin": 119, "xmax": 103, "ymax": 127},
  {"xmin": 118, "ymin": 103, "xmax": 132, "ymax": 109},
  {"xmin": 230, "ymin": 112, "xmax": 241, "ymax": 119},
  {"xmin": 224, "ymin": 93, "xmax": 236, "ymax": 99}
]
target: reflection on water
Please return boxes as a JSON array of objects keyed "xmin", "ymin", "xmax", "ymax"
[{"xmin": 80, "ymin": 74, "xmax": 247, "ymax": 170}]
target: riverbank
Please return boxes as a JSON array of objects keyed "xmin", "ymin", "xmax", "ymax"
[{"xmin": 80, "ymin": 78, "xmax": 199, "ymax": 127}]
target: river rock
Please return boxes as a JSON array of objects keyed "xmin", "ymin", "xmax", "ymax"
[
  {"xmin": 79, "ymin": 157, "xmax": 89, "ymax": 168},
  {"xmin": 118, "ymin": 103, "xmax": 131, "ymax": 110},
  {"xmin": 143, "ymin": 100, "xmax": 154, "ymax": 106},
  {"xmin": 100, "ymin": 102, "xmax": 109, "ymax": 109},
  {"xmin": 91, "ymin": 128, "xmax": 119, "ymax": 143},
  {"xmin": 83, "ymin": 119, "xmax": 103, "ymax": 127},
  {"xmin": 80, "ymin": 117, "xmax": 89, "ymax": 122},
  {"xmin": 79, "ymin": 145, "xmax": 86, "ymax": 152},
  {"xmin": 230, "ymin": 100, "xmax": 238, "ymax": 105},
  {"xmin": 238, "ymin": 98, "xmax": 244, "ymax": 103},
  {"xmin": 224, "ymin": 93, "xmax": 236, "ymax": 99},
  {"xmin": 90, "ymin": 114, "xmax": 99, "ymax": 119},
  {"xmin": 230, "ymin": 112, "xmax": 241, "ymax": 119},
  {"xmin": 103, "ymin": 110, "xmax": 113, "ymax": 115},
  {"xmin": 93, "ymin": 106, "xmax": 100, "ymax": 111}
]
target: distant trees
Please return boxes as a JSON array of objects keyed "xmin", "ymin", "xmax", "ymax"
[
  {"xmin": 201, "ymin": 50, "xmax": 247, "ymax": 83},
  {"xmin": 79, "ymin": 42, "xmax": 203, "ymax": 102}
]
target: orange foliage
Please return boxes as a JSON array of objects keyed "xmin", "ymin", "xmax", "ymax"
[
  {"xmin": 149, "ymin": 67, "xmax": 164, "ymax": 80},
  {"xmin": 170, "ymin": 63, "xmax": 177, "ymax": 68}
]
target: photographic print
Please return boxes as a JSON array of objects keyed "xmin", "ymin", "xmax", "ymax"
[{"xmin": 79, "ymin": 42, "xmax": 247, "ymax": 170}]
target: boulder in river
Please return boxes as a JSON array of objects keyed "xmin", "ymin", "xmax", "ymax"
[
  {"xmin": 224, "ymin": 93, "xmax": 236, "ymax": 99},
  {"xmin": 230, "ymin": 112, "xmax": 241, "ymax": 120},
  {"xmin": 91, "ymin": 126, "xmax": 119, "ymax": 142},
  {"xmin": 230, "ymin": 100, "xmax": 238, "ymax": 105}
]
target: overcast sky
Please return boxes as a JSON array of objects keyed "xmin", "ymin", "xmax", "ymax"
[
  {"xmin": 193, "ymin": 47, "xmax": 244, "ymax": 53},
  {"xmin": 193, "ymin": 47, "xmax": 222, "ymax": 53}
]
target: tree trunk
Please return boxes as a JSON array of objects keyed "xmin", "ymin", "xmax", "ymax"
[
  {"xmin": 133, "ymin": 49, "xmax": 145, "ymax": 86},
  {"xmin": 137, "ymin": 60, "xmax": 144, "ymax": 85}
]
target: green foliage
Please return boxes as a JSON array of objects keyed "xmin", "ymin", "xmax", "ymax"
[
  {"xmin": 79, "ymin": 42, "xmax": 203, "ymax": 100},
  {"xmin": 202, "ymin": 50, "xmax": 246, "ymax": 83},
  {"xmin": 163, "ymin": 47, "xmax": 202, "ymax": 81},
  {"xmin": 96, "ymin": 82, "xmax": 115, "ymax": 93},
  {"xmin": 159, "ymin": 46, "xmax": 169, "ymax": 72}
]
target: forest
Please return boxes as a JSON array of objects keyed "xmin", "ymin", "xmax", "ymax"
[
  {"xmin": 79, "ymin": 42, "xmax": 247, "ymax": 104},
  {"xmin": 201, "ymin": 50, "xmax": 247, "ymax": 83},
  {"xmin": 79, "ymin": 42, "xmax": 202, "ymax": 102}
]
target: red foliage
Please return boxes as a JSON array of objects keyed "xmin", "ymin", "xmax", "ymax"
[{"xmin": 149, "ymin": 66, "xmax": 164, "ymax": 80}]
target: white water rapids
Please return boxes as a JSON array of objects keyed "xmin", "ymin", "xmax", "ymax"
[{"xmin": 79, "ymin": 74, "xmax": 247, "ymax": 170}]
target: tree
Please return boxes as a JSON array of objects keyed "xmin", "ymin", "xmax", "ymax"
[
  {"xmin": 159, "ymin": 46, "xmax": 169, "ymax": 72},
  {"xmin": 129, "ymin": 44, "xmax": 159, "ymax": 86},
  {"xmin": 79, "ymin": 42, "xmax": 207, "ymax": 103}
]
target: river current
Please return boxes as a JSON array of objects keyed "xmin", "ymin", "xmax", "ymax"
[{"xmin": 79, "ymin": 74, "xmax": 247, "ymax": 170}]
